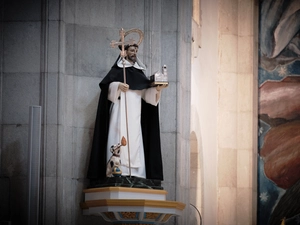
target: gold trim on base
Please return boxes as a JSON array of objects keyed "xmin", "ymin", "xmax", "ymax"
[
  {"xmin": 83, "ymin": 186, "xmax": 167, "ymax": 195},
  {"xmin": 82, "ymin": 199, "xmax": 186, "ymax": 211}
]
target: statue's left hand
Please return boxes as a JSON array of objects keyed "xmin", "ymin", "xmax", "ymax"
[{"xmin": 156, "ymin": 84, "xmax": 168, "ymax": 91}]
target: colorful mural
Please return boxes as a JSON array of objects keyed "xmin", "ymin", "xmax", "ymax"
[{"xmin": 258, "ymin": 0, "xmax": 300, "ymax": 224}]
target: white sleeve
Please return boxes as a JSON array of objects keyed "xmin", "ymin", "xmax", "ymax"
[
  {"xmin": 143, "ymin": 87, "xmax": 161, "ymax": 106},
  {"xmin": 108, "ymin": 82, "xmax": 121, "ymax": 103}
]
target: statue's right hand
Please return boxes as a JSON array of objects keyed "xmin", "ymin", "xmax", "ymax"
[{"xmin": 118, "ymin": 83, "xmax": 129, "ymax": 92}]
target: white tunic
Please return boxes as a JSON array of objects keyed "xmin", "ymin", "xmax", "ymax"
[{"xmin": 107, "ymin": 81, "xmax": 161, "ymax": 178}]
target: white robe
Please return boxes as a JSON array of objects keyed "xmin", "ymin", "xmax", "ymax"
[{"xmin": 107, "ymin": 81, "xmax": 161, "ymax": 178}]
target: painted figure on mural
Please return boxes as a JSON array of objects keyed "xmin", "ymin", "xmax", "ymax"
[
  {"xmin": 260, "ymin": 0, "xmax": 300, "ymax": 71},
  {"xmin": 87, "ymin": 31, "xmax": 167, "ymax": 182},
  {"xmin": 258, "ymin": 0, "xmax": 300, "ymax": 224}
]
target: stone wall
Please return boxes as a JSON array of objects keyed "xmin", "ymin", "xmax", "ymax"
[
  {"xmin": 190, "ymin": 0, "xmax": 258, "ymax": 224},
  {"xmin": 0, "ymin": 0, "xmax": 192, "ymax": 224}
]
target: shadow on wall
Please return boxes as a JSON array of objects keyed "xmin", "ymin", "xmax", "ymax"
[{"xmin": 1, "ymin": 138, "xmax": 28, "ymax": 224}]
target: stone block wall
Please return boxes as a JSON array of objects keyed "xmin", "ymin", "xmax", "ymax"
[
  {"xmin": 0, "ymin": 0, "xmax": 191, "ymax": 224},
  {"xmin": 191, "ymin": 0, "xmax": 258, "ymax": 224}
]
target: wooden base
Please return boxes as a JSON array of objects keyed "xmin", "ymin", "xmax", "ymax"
[{"xmin": 81, "ymin": 186, "xmax": 185, "ymax": 224}]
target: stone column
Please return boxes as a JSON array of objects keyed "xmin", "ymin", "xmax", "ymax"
[
  {"xmin": 176, "ymin": 0, "xmax": 193, "ymax": 224},
  {"xmin": 217, "ymin": 0, "xmax": 258, "ymax": 224}
]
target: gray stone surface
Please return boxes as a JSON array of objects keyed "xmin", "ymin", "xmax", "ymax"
[
  {"xmin": 2, "ymin": 0, "xmax": 41, "ymax": 21},
  {"xmin": 73, "ymin": 127, "xmax": 94, "ymax": 179},
  {"xmin": 60, "ymin": 178, "xmax": 75, "ymax": 224},
  {"xmin": 73, "ymin": 76, "xmax": 100, "ymax": 128},
  {"xmin": 161, "ymin": 31, "xmax": 178, "ymax": 82},
  {"xmin": 49, "ymin": 0, "xmax": 60, "ymax": 21},
  {"xmin": 9, "ymin": 176, "xmax": 28, "ymax": 224},
  {"xmin": 62, "ymin": 126, "xmax": 74, "ymax": 178},
  {"xmin": 160, "ymin": 81, "xmax": 177, "ymax": 132},
  {"xmin": 2, "ymin": 73, "xmax": 40, "ymax": 124},
  {"xmin": 0, "ymin": 176, "xmax": 10, "ymax": 221},
  {"xmin": 160, "ymin": 132, "xmax": 176, "ymax": 183},
  {"xmin": 75, "ymin": 0, "xmax": 118, "ymax": 27},
  {"xmin": 161, "ymin": 0, "xmax": 178, "ymax": 32},
  {"xmin": 48, "ymin": 21, "xmax": 60, "ymax": 73},
  {"xmin": 162, "ymin": 180, "xmax": 176, "ymax": 201},
  {"xmin": 65, "ymin": 25, "xmax": 119, "ymax": 77},
  {"xmin": 63, "ymin": 74, "xmax": 75, "ymax": 126},
  {"xmin": 113, "ymin": 1, "xmax": 145, "ymax": 29},
  {"xmin": 4, "ymin": 22, "xmax": 41, "ymax": 73},
  {"xmin": 45, "ymin": 73, "xmax": 59, "ymax": 124},
  {"xmin": 0, "ymin": 0, "xmax": 192, "ymax": 224},
  {"xmin": 44, "ymin": 125, "xmax": 58, "ymax": 177},
  {"xmin": 1, "ymin": 125, "xmax": 29, "ymax": 177},
  {"xmin": 175, "ymin": 1, "xmax": 192, "ymax": 224},
  {"xmin": 44, "ymin": 176, "xmax": 57, "ymax": 225}
]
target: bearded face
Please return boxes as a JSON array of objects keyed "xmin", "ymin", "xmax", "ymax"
[{"xmin": 125, "ymin": 46, "xmax": 138, "ymax": 64}]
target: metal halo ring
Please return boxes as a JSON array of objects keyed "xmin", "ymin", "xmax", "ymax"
[{"xmin": 120, "ymin": 28, "xmax": 144, "ymax": 46}]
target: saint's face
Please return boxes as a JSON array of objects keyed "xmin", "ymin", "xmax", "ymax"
[{"xmin": 126, "ymin": 46, "xmax": 138, "ymax": 64}]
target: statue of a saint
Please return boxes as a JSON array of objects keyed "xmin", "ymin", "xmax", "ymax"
[{"xmin": 87, "ymin": 29, "xmax": 167, "ymax": 184}]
